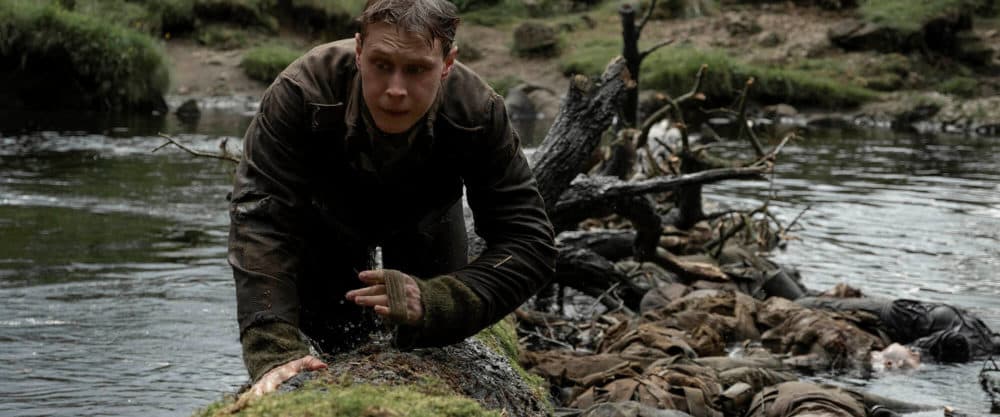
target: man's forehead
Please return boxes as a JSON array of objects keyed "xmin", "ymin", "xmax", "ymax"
[{"xmin": 364, "ymin": 23, "xmax": 442, "ymax": 61}]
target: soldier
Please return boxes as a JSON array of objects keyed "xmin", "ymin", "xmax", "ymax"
[
  {"xmin": 229, "ymin": 0, "xmax": 557, "ymax": 395},
  {"xmin": 797, "ymin": 297, "xmax": 1000, "ymax": 362}
]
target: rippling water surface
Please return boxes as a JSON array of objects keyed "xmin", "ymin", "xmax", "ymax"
[{"xmin": 0, "ymin": 109, "xmax": 998, "ymax": 416}]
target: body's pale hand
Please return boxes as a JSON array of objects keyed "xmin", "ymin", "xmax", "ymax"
[
  {"xmin": 346, "ymin": 269, "xmax": 423, "ymax": 325},
  {"xmin": 250, "ymin": 355, "xmax": 327, "ymax": 396},
  {"xmin": 227, "ymin": 355, "xmax": 327, "ymax": 412}
]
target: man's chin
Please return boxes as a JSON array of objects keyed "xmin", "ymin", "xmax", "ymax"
[{"xmin": 375, "ymin": 116, "xmax": 417, "ymax": 134}]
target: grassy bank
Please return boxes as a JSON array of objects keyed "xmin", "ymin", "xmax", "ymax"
[
  {"xmin": 0, "ymin": 0, "xmax": 170, "ymax": 110},
  {"xmin": 561, "ymin": 40, "xmax": 878, "ymax": 108},
  {"xmin": 240, "ymin": 44, "xmax": 304, "ymax": 83}
]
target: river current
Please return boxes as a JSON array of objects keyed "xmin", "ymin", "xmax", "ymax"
[{"xmin": 0, "ymin": 106, "xmax": 997, "ymax": 416}]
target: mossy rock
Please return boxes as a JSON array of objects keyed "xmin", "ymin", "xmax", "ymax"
[
  {"xmin": 195, "ymin": 382, "xmax": 502, "ymax": 417},
  {"xmin": 0, "ymin": 1, "xmax": 170, "ymax": 111},
  {"xmin": 512, "ymin": 22, "xmax": 560, "ymax": 58},
  {"xmin": 194, "ymin": 320, "xmax": 551, "ymax": 417},
  {"xmin": 240, "ymin": 44, "xmax": 303, "ymax": 83}
]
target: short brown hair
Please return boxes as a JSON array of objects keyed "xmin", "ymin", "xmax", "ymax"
[{"xmin": 357, "ymin": 0, "xmax": 461, "ymax": 58}]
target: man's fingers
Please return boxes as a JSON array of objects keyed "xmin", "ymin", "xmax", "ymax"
[
  {"xmin": 345, "ymin": 284, "xmax": 385, "ymax": 300},
  {"xmin": 353, "ymin": 294, "xmax": 389, "ymax": 307},
  {"xmin": 301, "ymin": 356, "xmax": 328, "ymax": 371},
  {"xmin": 373, "ymin": 305, "xmax": 391, "ymax": 316},
  {"xmin": 358, "ymin": 269, "xmax": 385, "ymax": 284}
]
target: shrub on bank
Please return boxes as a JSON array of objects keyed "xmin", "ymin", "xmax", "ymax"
[
  {"xmin": 560, "ymin": 40, "xmax": 878, "ymax": 108},
  {"xmin": 0, "ymin": 1, "xmax": 170, "ymax": 110},
  {"xmin": 859, "ymin": 0, "xmax": 988, "ymax": 33},
  {"xmin": 240, "ymin": 45, "xmax": 303, "ymax": 83}
]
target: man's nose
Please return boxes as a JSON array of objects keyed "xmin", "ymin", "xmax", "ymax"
[{"xmin": 386, "ymin": 72, "xmax": 407, "ymax": 98}]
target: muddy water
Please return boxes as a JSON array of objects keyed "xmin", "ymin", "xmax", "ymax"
[{"xmin": 0, "ymin": 107, "xmax": 998, "ymax": 416}]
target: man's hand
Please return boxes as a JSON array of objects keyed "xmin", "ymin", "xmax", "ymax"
[{"xmin": 346, "ymin": 269, "xmax": 423, "ymax": 326}]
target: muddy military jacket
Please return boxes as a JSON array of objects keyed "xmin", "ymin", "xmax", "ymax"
[{"xmin": 228, "ymin": 39, "xmax": 556, "ymax": 378}]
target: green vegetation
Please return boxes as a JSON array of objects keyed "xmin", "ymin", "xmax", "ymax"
[
  {"xmin": 240, "ymin": 44, "xmax": 303, "ymax": 83},
  {"xmin": 196, "ymin": 24, "xmax": 249, "ymax": 49},
  {"xmin": 487, "ymin": 75, "xmax": 523, "ymax": 97},
  {"xmin": 561, "ymin": 40, "xmax": 878, "ymax": 108},
  {"xmin": 0, "ymin": 0, "xmax": 170, "ymax": 109},
  {"xmin": 859, "ymin": 0, "xmax": 984, "ymax": 33},
  {"xmin": 193, "ymin": 381, "xmax": 501, "ymax": 417},
  {"xmin": 938, "ymin": 76, "xmax": 978, "ymax": 97},
  {"xmin": 474, "ymin": 319, "xmax": 551, "ymax": 414}
]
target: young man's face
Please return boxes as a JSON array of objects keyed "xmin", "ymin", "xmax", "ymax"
[{"xmin": 356, "ymin": 22, "xmax": 457, "ymax": 134}]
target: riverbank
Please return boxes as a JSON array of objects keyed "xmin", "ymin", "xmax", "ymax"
[{"xmin": 3, "ymin": 0, "xmax": 999, "ymax": 127}]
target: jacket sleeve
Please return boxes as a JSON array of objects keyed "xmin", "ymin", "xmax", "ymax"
[
  {"xmin": 457, "ymin": 93, "xmax": 556, "ymax": 322},
  {"xmin": 394, "ymin": 93, "xmax": 556, "ymax": 349},
  {"xmin": 228, "ymin": 76, "xmax": 311, "ymax": 378}
]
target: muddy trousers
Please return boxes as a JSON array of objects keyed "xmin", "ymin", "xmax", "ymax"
[{"xmin": 296, "ymin": 201, "xmax": 468, "ymax": 354}]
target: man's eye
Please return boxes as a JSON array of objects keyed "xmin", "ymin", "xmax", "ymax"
[
  {"xmin": 374, "ymin": 61, "xmax": 391, "ymax": 71},
  {"xmin": 405, "ymin": 65, "xmax": 428, "ymax": 75}
]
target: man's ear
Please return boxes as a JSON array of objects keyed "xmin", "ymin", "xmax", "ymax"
[
  {"xmin": 441, "ymin": 45, "xmax": 458, "ymax": 79},
  {"xmin": 355, "ymin": 33, "xmax": 363, "ymax": 68}
]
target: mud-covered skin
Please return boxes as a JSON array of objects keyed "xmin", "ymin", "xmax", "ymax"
[{"xmin": 229, "ymin": 38, "xmax": 556, "ymax": 379}]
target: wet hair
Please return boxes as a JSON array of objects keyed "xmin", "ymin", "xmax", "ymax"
[
  {"xmin": 357, "ymin": 0, "xmax": 461, "ymax": 59},
  {"xmin": 931, "ymin": 330, "xmax": 971, "ymax": 363}
]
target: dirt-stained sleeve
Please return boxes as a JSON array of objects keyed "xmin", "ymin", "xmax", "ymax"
[
  {"xmin": 454, "ymin": 92, "xmax": 557, "ymax": 329},
  {"xmin": 228, "ymin": 75, "xmax": 311, "ymax": 374}
]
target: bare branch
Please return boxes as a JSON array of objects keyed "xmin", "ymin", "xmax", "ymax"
[
  {"xmin": 154, "ymin": 133, "xmax": 240, "ymax": 164},
  {"xmin": 735, "ymin": 78, "xmax": 766, "ymax": 158},
  {"xmin": 637, "ymin": 0, "xmax": 658, "ymax": 34},
  {"xmin": 639, "ymin": 38, "xmax": 674, "ymax": 60}
]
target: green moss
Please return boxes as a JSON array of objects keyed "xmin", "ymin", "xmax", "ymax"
[
  {"xmin": 938, "ymin": 76, "xmax": 978, "ymax": 97},
  {"xmin": 859, "ymin": 0, "xmax": 983, "ymax": 33},
  {"xmin": 560, "ymin": 41, "xmax": 878, "ymax": 108},
  {"xmin": 474, "ymin": 319, "xmax": 551, "ymax": 414},
  {"xmin": 240, "ymin": 44, "xmax": 303, "ymax": 83},
  {"xmin": 0, "ymin": 0, "xmax": 170, "ymax": 110},
  {"xmin": 192, "ymin": 381, "xmax": 501, "ymax": 417}
]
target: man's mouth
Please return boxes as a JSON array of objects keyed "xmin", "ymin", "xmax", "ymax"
[{"xmin": 383, "ymin": 108, "xmax": 408, "ymax": 116}]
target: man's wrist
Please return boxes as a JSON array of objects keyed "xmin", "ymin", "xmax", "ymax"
[
  {"xmin": 241, "ymin": 321, "xmax": 310, "ymax": 382},
  {"xmin": 393, "ymin": 275, "xmax": 485, "ymax": 349}
]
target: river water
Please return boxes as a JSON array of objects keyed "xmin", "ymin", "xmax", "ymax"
[{"xmin": 0, "ymin": 106, "xmax": 998, "ymax": 416}]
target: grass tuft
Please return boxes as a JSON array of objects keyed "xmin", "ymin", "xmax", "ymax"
[{"xmin": 240, "ymin": 44, "xmax": 303, "ymax": 83}]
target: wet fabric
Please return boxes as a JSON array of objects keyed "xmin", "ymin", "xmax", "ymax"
[
  {"xmin": 746, "ymin": 381, "xmax": 866, "ymax": 417},
  {"xmin": 758, "ymin": 298, "xmax": 885, "ymax": 370},
  {"xmin": 796, "ymin": 297, "xmax": 999, "ymax": 361}
]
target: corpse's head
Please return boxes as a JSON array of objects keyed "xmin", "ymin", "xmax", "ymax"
[{"xmin": 355, "ymin": 0, "xmax": 460, "ymax": 134}]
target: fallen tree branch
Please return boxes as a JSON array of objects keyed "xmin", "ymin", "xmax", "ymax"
[{"xmin": 154, "ymin": 133, "xmax": 240, "ymax": 164}]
